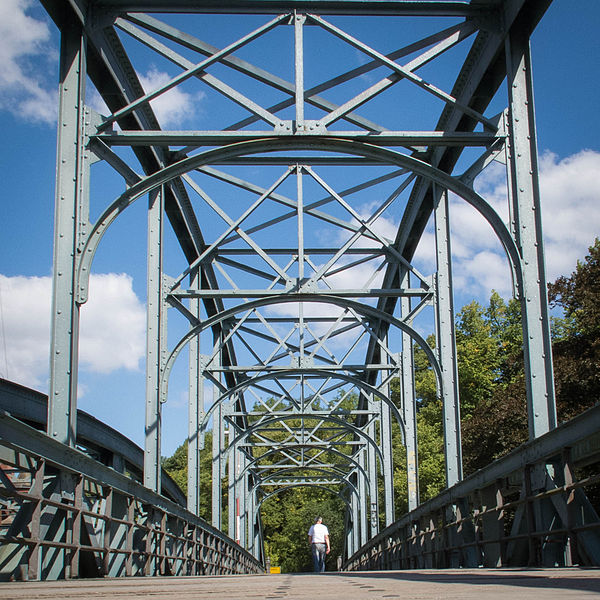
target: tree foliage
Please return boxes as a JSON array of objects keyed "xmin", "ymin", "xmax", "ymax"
[
  {"xmin": 549, "ymin": 238, "xmax": 600, "ymax": 421},
  {"xmin": 162, "ymin": 432, "xmax": 215, "ymax": 523}
]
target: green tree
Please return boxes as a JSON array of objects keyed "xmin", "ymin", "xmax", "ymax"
[
  {"xmin": 162, "ymin": 431, "xmax": 214, "ymax": 522},
  {"xmin": 413, "ymin": 334, "xmax": 437, "ymax": 406},
  {"xmin": 463, "ymin": 241, "xmax": 600, "ymax": 473},
  {"xmin": 455, "ymin": 300, "xmax": 500, "ymax": 418},
  {"xmin": 549, "ymin": 238, "xmax": 600, "ymax": 421}
]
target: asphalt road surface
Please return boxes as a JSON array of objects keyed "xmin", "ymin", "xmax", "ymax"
[{"xmin": 0, "ymin": 568, "xmax": 599, "ymax": 599}]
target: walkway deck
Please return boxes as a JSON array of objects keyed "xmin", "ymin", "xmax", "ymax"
[{"xmin": 1, "ymin": 569, "xmax": 599, "ymax": 599}]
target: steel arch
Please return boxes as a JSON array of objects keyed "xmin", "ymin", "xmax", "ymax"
[{"xmin": 77, "ymin": 139, "xmax": 521, "ymax": 304}]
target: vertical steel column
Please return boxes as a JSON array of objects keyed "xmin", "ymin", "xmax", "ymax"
[
  {"xmin": 247, "ymin": 480, "xmax": 255, "ymax": 554},
  {"xmin": 401, "ymin": 273, "xmax": 419, "ymax": 510},
  {"xmin": 505, "ymin": 23, "xmax": 556, "ymax": 439},
  {"xmin": 211, "ymin": 402, "xmax": 222, "ymax": 529},
  {"xmin": 434, "ymin": 188, "xmax": 462, "ymax": 487},
  {"xmin": 228, "ymin": 429, "xmax": 236, "ymax": 540},
  {"xmin": 350, "ymin": 484, "xmax": 359, "ymax": 555},
  {"xmin": 252, "ymin": 486, "xmax": 262, "ymax": 559},
  {"xmin": 211, "ymin": 358, "xmax": 223, "ymax": 529},
  {"xmin": 367, "ymin": 396, "xmax": 379, "ymax": 538},
  {"xmin": 480, "ymin": 484, "xmax": 504, "ymax": 566},
  {"xmin": 294, "ymin": 12, "xmax": 305, "ymax": 131},
  {"xmin": 238, "ymin": 452, "xmax": 247, "ymax": 547},
  {"xmin": 144, "ymin": 187, "xmax": 164, "ymax": 492},
  {"xmin": 358, "ymin": 451, "xmax": 368, "ymax": 547},
  {"xmin": 344, "ymin": 508, "xmax": 352, "ymax": 560},
  {"xmin": 187, "ymin": 270, "xmax": 203, "ymax": 514},
  {"xmin": 48, "ymin": 26, "xmax": 87, "ymax": 446},
  {"xmin": 380, "ymin": 347, "xmax": 395, "ymax": 526}
]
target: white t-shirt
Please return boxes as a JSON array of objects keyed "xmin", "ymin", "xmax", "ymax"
[{"xmin": 308, "ymin": 522, "xmax": 329, "ymax": 544}]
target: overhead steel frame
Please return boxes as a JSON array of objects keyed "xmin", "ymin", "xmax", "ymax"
[{"xmin": 42, "ymin": 0, "xmax": 558, "ymax": 564}]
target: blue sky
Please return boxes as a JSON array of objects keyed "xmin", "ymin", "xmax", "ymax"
[{"xmin": 0, "ymin": 0, "xmax": 598, "ymax": 456}]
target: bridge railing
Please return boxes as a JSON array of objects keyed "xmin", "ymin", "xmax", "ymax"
[
  {"xmin": 0, "ymin": 411, "xmax": 263, "ymax": 581},
  {"xmin": 344, "ymin": 403, "xmax": 600, "ymax": 571},
  {"xmin": 0, "ymin": 379, "xmax": 186, "ymax": 506}
]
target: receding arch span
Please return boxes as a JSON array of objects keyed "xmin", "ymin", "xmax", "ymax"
[
  {"xmin": 222, "ymin": 413, "xmax": 385, "ymax": 472},
  {"xmin": 238, "ymin": 444, "xmax": 370, "ymax": 484},
  {"xmin": 77, "ymin": 137, "xmax": 522, "ymax": 305},
  {"xmin": 196, "ymin": 365, "xmax": 406, "ymax": 445},
  {"xmin": 160, "ymin": 294, "xmax": 441, "ymax": 415},
  {"xmin": 256, "ymin": 483, "xmax": 352, "ymax": 514},
  {"xmin": 252, "ymin": 465, "xmax": 360, "ymax": 496}
]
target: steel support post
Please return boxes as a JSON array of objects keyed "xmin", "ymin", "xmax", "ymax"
[
  {"xmin": 505, "ymin": 24, "xmax": 556, "ymax": 439},
  {"xmin": 380, "ymin": 348, "xmax": 395, "ymax": 526},
  {"xmin": 350, "ymin": 486, "xmax": 359, "ymax": 555},
  {"xmin": 434, "ymin": 188, "xmax": 462, "ymax": 487},
  {"xmin": 345, "ymin": 510, "xmax": 353, "ymax": 560},
  {"xmin": 211, "ymin": 369, "xmax": 223, "ymax": 529},
  {"xmin": 145, "ymin": 188, "xmax": 165, "ymax": 492},
  {"xmin": 247, "ymin": 483, "xmax": 255, "ymax": 555},
  {"xmin": 358, "ymin": 451, "xmax": 368, "ymax": 547},
  {"xmin": 228, "ymin": 430, "xmax": 236, "ymax": 540},
  {"xmin": 367, "ymin": 397, "xmax": 379, "ymax": 538},
  {"xmin": 187, "ymin": 271, "xmax": 203, "ymax": 514},
  {"xmin": 480, "ymin": 484, "xmax": 504, "ymax": 566},
  {"xmin": 238, "ymin": 452, "xmax": 247, "ymax": 547},
  {"xmin": 252, "ymin": 488, "xmax": 262, "ymax": 559},
  {"xmin": 48, "ymin": 26, "xmax": 88, "ymax": 446},
  {"xmin": 401, "ymin": 273, "xmax": 419, "ymax": 511},
  {"xmin": 294, "ymin": 12, "xmax": 305, "ymax": 131}
]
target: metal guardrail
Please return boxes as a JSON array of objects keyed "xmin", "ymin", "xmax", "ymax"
[
  {"xmin": 0, "ymin": 411, "xmax": 263, "ymax": 581},
  {"xmin": 0, "ymin": 379, "xmax": 186, "ymax": 506},
  {"xmin": 344, "ymin": 403, "xmax": 600, "ymax": 570}
]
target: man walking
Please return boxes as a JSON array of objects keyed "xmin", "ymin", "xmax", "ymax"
[{"xmin": 308, "ymin": 516, "xmax": 330, "ymax": 572}]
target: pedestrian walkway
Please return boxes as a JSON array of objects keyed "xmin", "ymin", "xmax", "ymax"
[{"xmin": 1, "ymin": 569, "xmax": 599, "ymax": 599}]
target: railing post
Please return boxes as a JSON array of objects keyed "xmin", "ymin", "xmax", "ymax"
[
  {"xmin": 28, "ymin": 459, "xmax": 45, "ymax": 581},
  {"xmin": 102, "ymin": 488, "xmax": 113, "ymax": 576},
  {"xmin": 126, "ymin": 497, "xmax": 134, "ymax": 576},
  {"xmin": 480, "ymin": 483, "xmax": 504, "ymax": 567},
  {"xmin": 68, "ymin": 474, "xmax": 83, "ymax": 578},
  {"xmin": 562, "ymin": 448, "xmax": 577, "ymax": 566}
]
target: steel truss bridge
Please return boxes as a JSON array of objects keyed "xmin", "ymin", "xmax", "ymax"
[{"xmin": 1, "ymin": 0, "xmax": 599, "ymax": 582}]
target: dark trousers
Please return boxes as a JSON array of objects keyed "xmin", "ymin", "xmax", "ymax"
[{"xmin": 311, "ymin": 543, "xmax": 326, "ymax": 572}]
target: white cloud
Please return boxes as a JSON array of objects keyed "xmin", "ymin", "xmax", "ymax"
[
  {"xmin": 0, "ymin": 275, "xmax": 51, "ymax": 385},
  {"xmin": 79, "ymin": 273, "xmax": 146, "ymax": 373},
  {"xmin": 0, "ymin": 1, "xmax": 203, "ymax": 127},
  {"xmin": 89, "ymin": 67, "xmax": 203, "ymax": 128},
  {"xmin": 538, "ymin": 150, "xmax": 600, "ymax": 280},
  {"xmin": 0, "ymin": 0, "xmax": 57, "ymax": 124},
  {"xmin": 138, "ymin": 67, "xmax": 203, "ymax": 127},
  {"xmin": 0, "ymin": 273, "xmax": 145, "ymax": 388},
  {"xmin": 413, "ymin": 149, "xmax": 600, "ymax": 300}
]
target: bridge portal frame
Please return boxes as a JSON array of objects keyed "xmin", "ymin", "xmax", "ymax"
[{"xmin": 40, "ymin": 0, "xmax": 558, "ymax": 567}]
